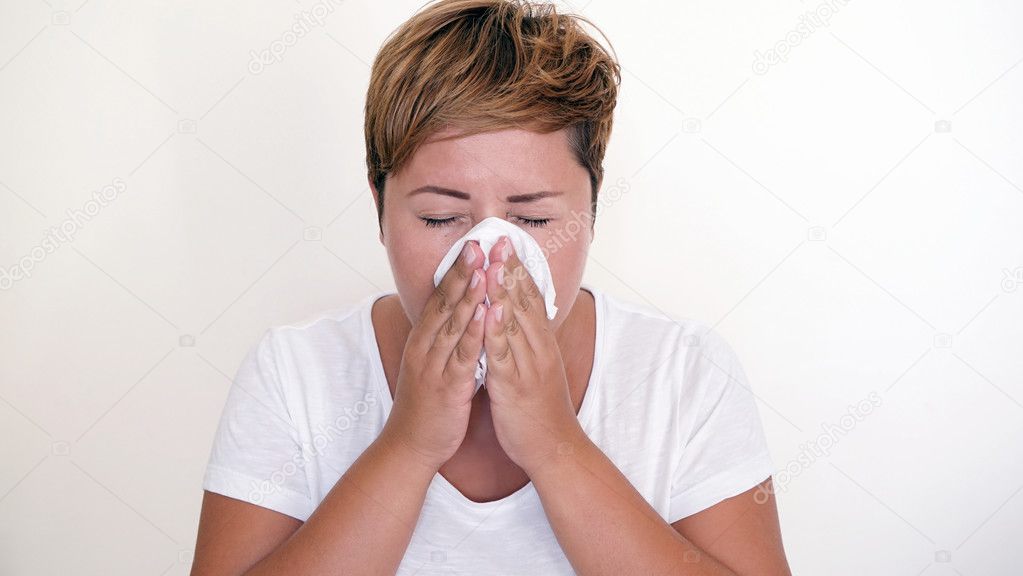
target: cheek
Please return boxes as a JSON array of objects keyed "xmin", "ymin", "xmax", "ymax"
[
  {"xmin": 385, "ymin": 227, "xmax": 460, "ymax": 309},
  {"xmin": 388, "ymin": 231, "xmax": 439, "ymax": 282},
  {"xmin": 386, "ymin": 242, "xmax": 434, "ymax": 326},
  {"xmin": 538, "ymin": 237, "xmax": 586, "ymax": 289},
  {"xmin": 545, "ymin": 249, "xmax": 587, "ymax": 290},
  {"xmin": 538, "ymin": 222, "xmax": 590, "ymax": 269}
]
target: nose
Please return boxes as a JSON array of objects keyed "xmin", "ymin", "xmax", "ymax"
[{"xmin": 469, "ymin": 212, "xmax": 512, "ymax": 228}]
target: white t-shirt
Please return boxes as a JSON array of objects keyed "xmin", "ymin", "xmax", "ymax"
[{"xmin": 202, "ymin": 283, "xmax": 775, "ymax": 574}]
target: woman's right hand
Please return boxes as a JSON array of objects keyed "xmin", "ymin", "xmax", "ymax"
[{"xmin": 380, "ymin": 241, "xmax": 488, "ymax": 471}]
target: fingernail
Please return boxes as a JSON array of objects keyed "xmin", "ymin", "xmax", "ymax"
[
  {"xmin": 471, "ymin": 269, "xmax": 481, "ymax": 289},
  {"xmin": 474, "ymin": 303, "xmax": 484, "ymax": 321},
  {"xmin": 496, "ymin": 263, "xmax": 504, "ymax": 285},
  {"xmin": 501, "ymin": 237, "xmax": 512, "ymax": 260},
  {"xmin": 494, "ymin": 303, "xmax": 503, "ymax": 322},
  {"xmin": 462, "ymin": 242, "xmax": 476, "ymax": 264}
]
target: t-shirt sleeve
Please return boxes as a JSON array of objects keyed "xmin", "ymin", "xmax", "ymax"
[
  {"xmin": 202, "ymin": 328, "xmax": 314, "ymax": 521},
  {"xmin": 668, "ymin": 328, "xmax": 776, "ymax": 523}
]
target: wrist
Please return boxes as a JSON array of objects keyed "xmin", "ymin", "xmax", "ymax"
[
  {"xmin": 521, "ymin": 423, "xmax": 589, "ymax": 478},
  {"xmin": 377, "ymin": 425, "xmax": 446, "ymax": 474}
]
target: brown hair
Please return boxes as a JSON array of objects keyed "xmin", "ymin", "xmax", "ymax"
[{"xmin": 364, "ymin": 0, "xmax": 621, "ymax": 231}]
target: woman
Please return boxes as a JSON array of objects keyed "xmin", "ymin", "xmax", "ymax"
[{"xmin": 192, "ymin": 1, "xmax": 792, "ymax": 574}]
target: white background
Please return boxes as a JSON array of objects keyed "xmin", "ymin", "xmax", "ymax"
[{"xmin": 1, "ymin": 0, "xmax": 1021, "ymax": 574}]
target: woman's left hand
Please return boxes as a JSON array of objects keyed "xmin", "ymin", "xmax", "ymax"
[{"xmin": 482, "ymin": 235, "xmax": 583, "ymax": 474}]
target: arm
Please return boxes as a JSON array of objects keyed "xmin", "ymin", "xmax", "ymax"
[
  {"xmin": 476, "ymin": 241, "xmax": 789, "ymax": 573},
  {"xmin": 194, "ymin": 240, "xmax": 490, "ymax": 575},
  {"xmin": 671, "ymin": 477, "xmax": 789, "ymax": 575},
  {"xmin": 191, "ymin": 430, "xmax": 437, "ymax": 576},
  {"xmin": 527, "ymin": 427, "xmax": 790, "ymax": 576}
]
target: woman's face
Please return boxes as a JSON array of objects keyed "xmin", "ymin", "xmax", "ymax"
[{"xmin": 371, "ymin": 126, "xmax": 594, "ymax": 332}]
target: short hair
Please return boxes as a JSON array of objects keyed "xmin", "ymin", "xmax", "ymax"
[{"xmin": 364, "ymin": 0, "xmax": 621, "ymax": 231}]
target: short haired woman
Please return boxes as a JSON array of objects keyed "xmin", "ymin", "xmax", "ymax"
[{"xmin": 192, "ymin": 1, "xmax": 791, "ymax": 574}]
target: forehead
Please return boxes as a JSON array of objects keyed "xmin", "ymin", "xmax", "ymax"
[{"xmin": 398, "ymin": 126, "xmax": 585, "ymax": 190}]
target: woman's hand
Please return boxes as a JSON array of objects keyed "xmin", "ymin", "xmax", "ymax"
[
  {"xmin": 380, "ymin": 240, "xmax": 487, "ymax": 472},
  {"xmin": 482, "ymin": 236, "xmax": 583, "ymax": 475}
]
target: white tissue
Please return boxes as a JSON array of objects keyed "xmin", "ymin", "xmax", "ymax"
[{"xmin": 432, "ymin": 216, "xmax": 559, "ymax": 394}]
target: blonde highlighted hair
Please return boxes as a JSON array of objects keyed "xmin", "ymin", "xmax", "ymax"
[{"xmin": 364, "ymin": 0, "xmax": 621, "ymax": 229}]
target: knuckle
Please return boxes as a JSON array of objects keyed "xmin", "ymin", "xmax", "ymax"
[
  {"xmin": 442, "ymin": 313, "xmax": 459, "ymax": 338},
  {"xmin": 434, "ymin": 285, "xmax": 452, "ymax": 315},
  {"xmin": 492, "ymin": 345, "xmax": 513, "ymax": 363},
  {"xmin": 515, "ymin": 291, "xmax": 531, "ymax": 312},
  {"xmin": 452, "ymin": 341, "xmax": 473, "ymax": 365},
  {"xmin": 525, "ymin": 279, "xmax": 542, "ymax": 300},
  {"xmin": 505, "ymin": 316, "xmax": 521, "ymax": 337}
]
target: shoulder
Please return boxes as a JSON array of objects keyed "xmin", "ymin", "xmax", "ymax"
[
  {"xmin": 598, "ymin": 287, "xmax": 725, "ymax": 368},
  {"xmin": 237, "ymin": 293, "xmax": 385, "ymax": 393},
  {"xmin": 264, "ymin": 293, "xmax": 381, "ymax": 357},
  {"xmin": 596, "ymin": 288, "xmax": 750, "ymax": 405}
]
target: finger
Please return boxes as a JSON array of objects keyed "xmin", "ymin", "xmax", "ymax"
[
  {"xmin": 484, "ymin": 259, "xmax": 533, "ymax": 382},
  {"xmin": 411, "ymin": 241, "xmax": 483, "ymax": 357},
  {"xmin": 442, "ymin": 294, "xmax": 487, "ymax": 385},
  {"xmin": 426, "ymin": 264, "xmax": 487, "ymax": 375},
  {"xmin": 488, "ymin": 236, "xmax": 548, "ymax": 351},
  {"xmin": 483, "ymin": 298, "xmax": 517, "ymax": 380}
]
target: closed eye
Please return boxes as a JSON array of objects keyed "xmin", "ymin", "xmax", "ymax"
[
  {"xmin": 517, "ymin": 217, "xmax": 551, "ymax": 228},
  {"xmin": 420, "ymin": 216, "xmax": 551, "ymax": 228}
]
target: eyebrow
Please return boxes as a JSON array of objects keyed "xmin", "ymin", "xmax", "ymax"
[{"xmin": 407, "ymin": 185, "xmax": 564, "ymax": 203}]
